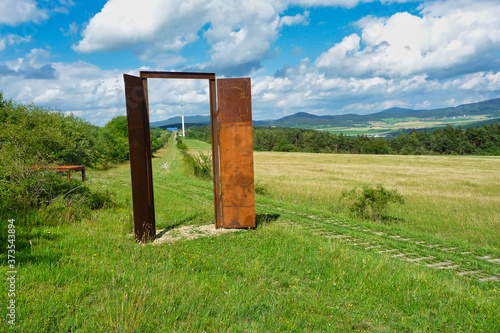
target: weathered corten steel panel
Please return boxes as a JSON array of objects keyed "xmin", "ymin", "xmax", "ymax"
[
  {"xmin": 140, "ymin": 71, "xmax": 215, "ymax": 80},
  {"xmin": 209, "ymin": 78, "xmax": 222, "ymax": 228},
  {"xmin": 123, "ymin": 74, "xmax": 156, "ymax": 242},
  {"xmin": 217, "ymin": 78, "xmax": 256, "ymax": 228}
]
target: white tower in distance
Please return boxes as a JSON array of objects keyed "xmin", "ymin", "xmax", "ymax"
[{"xmin": 181, "ymin": 97, "xmax": 185, "ymax": 137}]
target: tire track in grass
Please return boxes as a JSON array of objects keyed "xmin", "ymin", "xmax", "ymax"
[{"xmin": 256, "ymin": 201, "xmax": 500, "ymax": 283}]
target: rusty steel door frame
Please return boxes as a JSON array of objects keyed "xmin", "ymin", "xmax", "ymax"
[
  {"xmin": 124, "ymin": 74, "xmax": 156, "ymax": 242},
  {"xmin": 124, "ymin": 71, "xmax": 221, "ymax": 242},
  {"xmin": 139, "ymin": 71, "xmax": 222, "ymax": 230},
  {"xmin": 124, "ymin": 71, "xmax": 255, "ymax": 242}
]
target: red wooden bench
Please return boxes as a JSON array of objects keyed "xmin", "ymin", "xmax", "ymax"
[{"xmin": 30, "ymin": 166, "xmax": 86, "ymax": 182}]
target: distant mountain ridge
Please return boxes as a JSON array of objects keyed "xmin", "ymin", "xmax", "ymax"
[
  {"xmin": 257, "ymin": 97, "xmax": 500, "ymax": 128},
  {"xmin": 151, "ymin": 97, "xmax": 500, "ymax": 129},
  {"xmin": 151, "ymin": 115, "xmax": 210, "ymax": 128}
]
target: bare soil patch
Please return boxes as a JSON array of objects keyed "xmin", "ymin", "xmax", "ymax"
[{"xmin": 153, "ymin": 224, "xmax": 239, "ymax": 244}]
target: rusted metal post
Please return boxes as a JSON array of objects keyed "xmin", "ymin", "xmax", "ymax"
[
  {"xmin": 123, "ymin": 74, "xmax": 156, "ymax": 242},
  {"xmin": 217, "ymin": 78, "xmax": 256, "ymax": 228},
  {"xmin": 142, "ymin": 77, "xmax": 149, "ymax": 114},
  {"xmin": 209, "ymin": 78, "xmax": 222, "ymax": 228}
]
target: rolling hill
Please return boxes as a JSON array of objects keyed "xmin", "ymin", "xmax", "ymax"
[
  {"xmin": 151, "ymin": 97, "xmax": 500, "ymax": 132},
  {"xmin": 151, "ymin": 115, "xmax": 210, "ymax": 128},
  {"xmin": 258, "ymin": 97, "xmax": 500, "ymax": 129}
]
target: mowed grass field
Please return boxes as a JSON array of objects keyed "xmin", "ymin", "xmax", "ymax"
[
  {"xmin": 1, "ymin": 136, "xmax": 499, "ymax": 332},
  {"xmin": 190, "ymin": 137, "xmax": 499, "ymax": 248},
  {"xmin": 253, "ymin": 152, "xmax": 500, "ymax": 249}
]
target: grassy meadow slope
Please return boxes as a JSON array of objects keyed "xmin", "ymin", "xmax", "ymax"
[
  {"xmin": 0, "ymin": 136, "xmax": 499, "ymax": 332},
  {"xmin": 254, "ymin": 152, "xmax": 500, "ymax": 249}
]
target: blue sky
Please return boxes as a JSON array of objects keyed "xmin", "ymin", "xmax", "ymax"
[{"xmin": 1, "ymin": 0, "xmax": 500, "ymax": 126}]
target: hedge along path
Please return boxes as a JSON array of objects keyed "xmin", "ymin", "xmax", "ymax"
[{"xmin": 256, "ymin": 201, "xmax": 500, "ymax": 283}]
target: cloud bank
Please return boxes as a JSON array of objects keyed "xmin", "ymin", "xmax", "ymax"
[
  {"xmin": 315, "ymin": 1, "xmax": 500, "ymax": 78},
  {"xmin": 73, "ymin": 0, "xmax": 335, "ymax": 75},
  {"xmin": 1, "ymin": 0, "xmax": 500, "ymax": 126}
]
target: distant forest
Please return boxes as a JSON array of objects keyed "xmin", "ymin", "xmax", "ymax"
[{"xmin": 186, "ymin": 123, "xmax": 500, "ymax": 155}]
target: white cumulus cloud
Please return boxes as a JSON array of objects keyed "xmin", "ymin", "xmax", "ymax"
[
  {"xmin": 0, "ymin": 34, "xmax": 31, "ymax": 52},
  {"xmin": 0, "ymin": 0, "xmax": 48, "ymax": 26},
  {"xmin": 279, "ymin": 10, "xmax": 310, "ymax": 27},
  {"xmin": 73, "ymin": 0, "xmax": 207, "ymax": 55},
  {"xmin": 315, "ymin": 1, "xmax": 500, "ymax": 78},
  {"xmin": 5, "ymin": 0, "xmax": 500, "ymax": 125},
  {"xmin": 73, "ymin": 0, "xmax": 412, "ymax": 75}
]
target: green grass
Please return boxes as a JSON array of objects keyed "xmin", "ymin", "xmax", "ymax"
[
  {"xmin": 1, "ymin": 137, "xmax": 499, "ymax": 332},
  {"xmin": 320, "ymin": 128, "xmax": 393, "ymax": 136},
  {"xmin": 254, "ymin": 152, "xmax": 500, "ymax": 249},
  {"xmin": 182, "ymin": 138, "xmax": 212, "ymax": 152}
]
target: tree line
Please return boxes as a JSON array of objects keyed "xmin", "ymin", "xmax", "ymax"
[
  {"xmin": 0, "ymin": 94, "xmax": 169, "ymax": 169},
  {"xmin": 185, "ymin": 123, "xmax": 500, "ymax": 155}
]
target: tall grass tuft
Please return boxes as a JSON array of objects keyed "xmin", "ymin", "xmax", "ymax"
[{"xmin": 177, "ymin": 137, "xmax": 212, "ymax": 180}]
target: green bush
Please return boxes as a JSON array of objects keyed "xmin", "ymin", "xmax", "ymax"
[
  {"xmin": 181, "ymin": 151, "xmax": 212, "ymax": 180},
  {"xmin": 0, "ymin": 102, "xmax": 104, "ymax": 167},
  {"xmin": 40, "ymin": 187, "xmax": 115, "ymax": 223},
  {"xmin": 192, "ymin": 151, "xmax": 212, "ymax": 180},
  {"xmin": 176, "ymin": 137, "xmax": 189, "ymax": 152},
  {"xmin": 254, "ymin": 182, "xmax": 270, "ymax": 196},
  {"xmin": 102, "ymin": 116, "xmax": 129, "ymax": 164},
  {"xmin": 0, "ymin": 163, "xmax": 74, "ymax": 211},
  {"xmin": 175, "ymin": 137, "xmax": 212, "ymax": 180},
  {"xmin": 151, "ymin": 127, "xmax": 170, "ymax": 152},
  {"xmin": 0, "ymin": 94, "xmax": 116, "ymax": 223},
  {"xmin": 341, "ymin": 185, "xmax": 405, "ymax": 222},
  {"xmin": 0, "ymin": 162, "xmax": 115, "ymax": 214}
]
